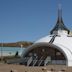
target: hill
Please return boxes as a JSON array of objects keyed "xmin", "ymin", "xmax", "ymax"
[{"xmin": 0, "ymin": 41, "xmax": 33, "ymax": 48}]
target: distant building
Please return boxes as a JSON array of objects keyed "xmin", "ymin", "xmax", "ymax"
[{"xmin": 21, "ymin": 4, "xmax": 72, "ymax": 67}]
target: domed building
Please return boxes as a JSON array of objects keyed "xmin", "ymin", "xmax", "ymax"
[{"xmin": 21, "ymin": 4, "xmax": 72, "ymax": 67}]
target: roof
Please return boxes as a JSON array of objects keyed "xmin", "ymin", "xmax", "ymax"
[
  {"xmin": 35, "ymin": 34, "xmax": 72, "ymax": 55},
  {"xmin": 50, "ymin": 18, "xmax": 70, "ymax": 34}
]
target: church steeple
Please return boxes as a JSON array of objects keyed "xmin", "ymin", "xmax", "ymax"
[{"xmin": 50, "ymin": 3, "xmax": 70, "ymax": 35}]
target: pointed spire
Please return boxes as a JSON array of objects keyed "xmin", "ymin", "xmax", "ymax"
[
  {"xmin": 50, "ymin": 2, "xmax": 70, "ymax": 35},
  {"xmin": 58, "ymin": 4, "xmax": 62, "ymax": 23},
  {"xmin": 56, "ymin": 3, "xmax": 64, "ymax": 24}
]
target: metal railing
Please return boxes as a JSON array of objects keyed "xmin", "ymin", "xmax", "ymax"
[{"xmin": 21, "ymin": 57, "xmax": 66, "ymax": 66}]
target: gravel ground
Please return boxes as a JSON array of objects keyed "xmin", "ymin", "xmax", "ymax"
[{"xmin": 0, "ymin": 64, "xmax": 71, "ymax": 72}]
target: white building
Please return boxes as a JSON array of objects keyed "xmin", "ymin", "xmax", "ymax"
[{"xmin": 21, "ymin": 4, "xmax": 72, "ymax": 67}]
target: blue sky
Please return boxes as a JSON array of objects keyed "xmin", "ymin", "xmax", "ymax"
[{"xmin": 0, "ymin": 0, "xmax": 72, "ymax": 42}]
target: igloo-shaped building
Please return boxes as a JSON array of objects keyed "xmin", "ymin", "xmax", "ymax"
[{"xmin": 21, "ymin": 4, "xmax": 72, "ymax": 67}]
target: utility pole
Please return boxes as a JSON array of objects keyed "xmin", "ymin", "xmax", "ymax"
[
  {"xmin": 1, "ymin": 42, "xmax": 3, "ymax": 61},
  {"xmin": 21, "ymin": 44, "xmax": 23, "ymax": 52}
]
